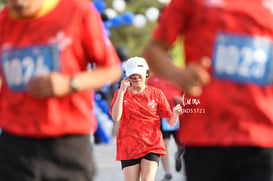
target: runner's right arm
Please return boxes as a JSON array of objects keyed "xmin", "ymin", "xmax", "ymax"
[{"xmin": 111, "ymin": 79, "xmax": 130, "ymax": 122}]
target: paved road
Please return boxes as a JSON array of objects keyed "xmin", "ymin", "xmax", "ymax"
[{"xmin": 93, "ymin": 137, "xmax": 187, "ymax": 181}]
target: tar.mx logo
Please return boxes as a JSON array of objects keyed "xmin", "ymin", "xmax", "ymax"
[
  {"xmin": 181, "ymin": 94, "xmax": 206, "ymax": 114},
  {"xmin": 181, "ymin": 93, "xmax": 201, "ymax": 106}
]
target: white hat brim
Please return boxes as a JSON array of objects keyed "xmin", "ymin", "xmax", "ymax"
[{"xmin": 125, "ymin": 67, "xmax": 146, "ymax": 77}]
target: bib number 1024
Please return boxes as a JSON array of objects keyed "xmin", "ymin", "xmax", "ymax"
[{"xmin": 1, "ymin": 45, "xmax": 60, "ymax": 91}]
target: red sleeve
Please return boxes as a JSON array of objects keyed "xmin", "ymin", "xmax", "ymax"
[
  {"xmin": 81, "ymin": 3, "xmax": 121, "ymax": 67},
  {"xmin": 153, "ymin": 0, "xmax": 194, "ymax": 45},
  {"xmin": 157, "ymin": 89, "xmax": 173, "ymax": 118}
]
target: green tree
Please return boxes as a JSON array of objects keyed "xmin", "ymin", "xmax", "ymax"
[{"xmin": 0, "ymin": 0, "xmax": 6, "ymax": 10}]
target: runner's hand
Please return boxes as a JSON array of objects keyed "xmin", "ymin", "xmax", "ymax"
[
  {"xmin": 26, "ymin": 72, "xmax": 70, "ymax": 98},
  {"xmin": 119, "ymin": 78, "xmax": 131, "ymax": 93},
  {"xmin": 173, "ymin": 104, "xmax": 182, "ymax": 115},
  {"xmin": 176, "ymin": 57, "xmax": 211, "ymax": 97}
]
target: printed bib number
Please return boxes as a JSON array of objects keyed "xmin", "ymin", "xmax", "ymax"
[
  {"xmin": 212, "ymin": 33, "xmax": 273, "ymax": 85},
  {"xmin": 1, "ymin": 45, "xmax": 60, "ymax": 91},
  {"xmin": 161, "ymin": 118, "xmax": 180, "ymax": 131}
]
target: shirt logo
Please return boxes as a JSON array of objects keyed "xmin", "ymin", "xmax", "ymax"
[
  {"xmin": 48, "ymin": 31, "xmax": 73, "ymax": 50},
  {"xmin": 123, "ymin": 100, "xmax": 129, "ymax": 105},
  {"xmin": 148, "ymin": 100, "xmax": 157, "ymax": 109}
]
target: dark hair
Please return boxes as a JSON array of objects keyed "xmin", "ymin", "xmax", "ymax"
[{"xmin": 146, "ymin": 70, "xmax": 150, "ymax": 78}]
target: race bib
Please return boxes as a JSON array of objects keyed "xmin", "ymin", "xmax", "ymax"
[
  {"xmin": 212, "ymin": 33, "xmax": 273, "ymax": 85},
  {"xmin": 1, "ymin": 44, "xmax": 60, "ymax": 91},
  {"xmin": 161, "ymin": 118, "xmax": 180, "ymax": 131}
]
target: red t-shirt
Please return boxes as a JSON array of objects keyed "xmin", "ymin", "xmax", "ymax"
[
  {"xmin": 110, "ymin": 86, "xmax": 173, "ymax": 160},
  {"xmin": 153, "ymin": 0, "xmax": 273, "ymax": 147},
  {"xmin": 0, "ymin": 0, "xmax": 120, "ymax": 137}
]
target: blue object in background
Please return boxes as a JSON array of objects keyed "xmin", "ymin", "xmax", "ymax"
[
  {"xmin": 111, "ymin": 16, "xmax": 122, "ymax": 27},
  {"xmin": 95, "ymin": 92, "xmax": 112, "ymax": 119},
  {"xmin": 122, "ymin": 12, "xmax": 134, "ymax": 25},
  {"xmin": 95, "ymin": 118, "xmax": 111, "ymax": 144},
  {"xmin": 94, "ymin": 93, "xmax": 113, "ymax": 144},
  {"xmin": 104, "ymin": 21, "xmax": 112, "ymax": 29},
  {"xmin": 93, "ymin": 0, "xmax": 106, "ymax": 13}
]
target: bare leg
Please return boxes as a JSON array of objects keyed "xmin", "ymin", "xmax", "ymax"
[
  {"xmin": 123, "ymin": 164, "xmax": 141, "ymax": 181},
  {"xmin": 161, "ymin": 138, "xmax": 173, "ymax": 180},
  {"xmin": 140, "ymin": 159, "xmax": 158, "ymax": 181},
  {"xmin": 161, "ymin": 138, "xmax": 171, "ymax": 174}
]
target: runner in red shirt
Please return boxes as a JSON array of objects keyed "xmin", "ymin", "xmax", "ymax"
[
  {"xmin": 0, "ymin": 0, "xmax": 121, "ymax": 180},
  {"xmin": 144, "ymin": 0, "xmax": 273, "ymax": 181},
  {"xmin": 110, "ymin": 56, "xmax": 182, "ymax": 181}
]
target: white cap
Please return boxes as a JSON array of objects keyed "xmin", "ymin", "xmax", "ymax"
[{"xmin": 124, "ymin": 56, "xmax": 149, "ymax": 77}]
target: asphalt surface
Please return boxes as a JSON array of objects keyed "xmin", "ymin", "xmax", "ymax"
[{"xmin": 93, "ymin": 137, "xmax": 187, "ymax": 181}]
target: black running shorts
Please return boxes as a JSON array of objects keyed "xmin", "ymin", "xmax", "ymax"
[
  {"xmin": 121, "ymin": 152, "xmax": 160, "ymax": 169},
  {"xmin": 0, "ymin": 132, "xmax": 96, "ymax": 181}
]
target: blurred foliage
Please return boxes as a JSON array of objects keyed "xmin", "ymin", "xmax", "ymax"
[
  {"xmin": 0, "ymin": 0, "xmax": 5, "ymax": 10},
  {"xmin": 104, "ymin": 0, "xmax": 164, "ymax": 57}
]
